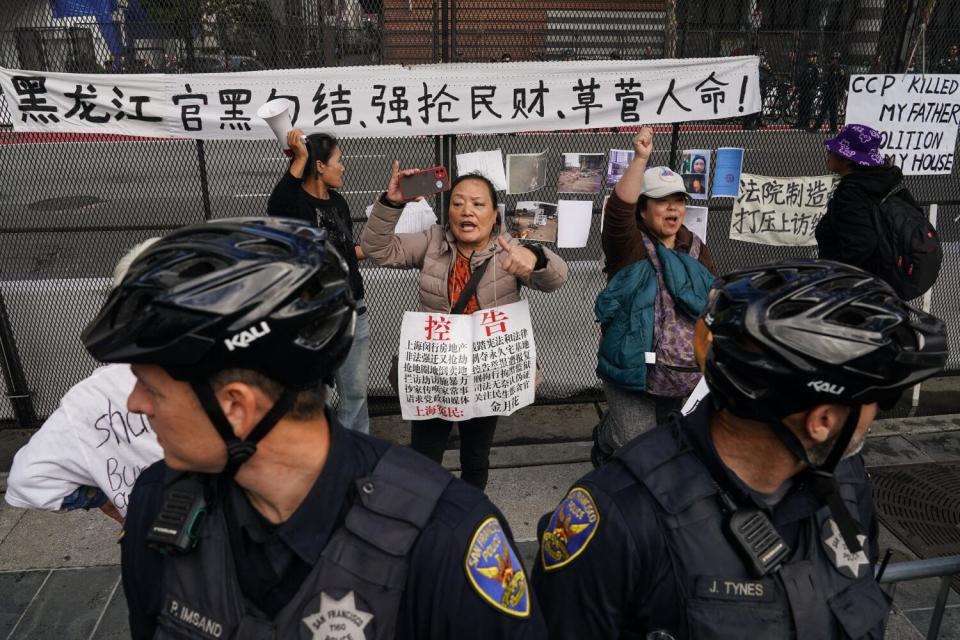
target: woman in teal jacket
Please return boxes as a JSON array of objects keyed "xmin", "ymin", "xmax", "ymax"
[{"xmin": 593, "ymin": 127, "xmax": 716, "ymax": 466}]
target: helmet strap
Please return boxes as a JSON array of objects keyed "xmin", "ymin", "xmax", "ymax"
[
  {"xmin": 191, "ymin": 380, "xmax": 297, "ymax": 477},
  {"xmin": 769, "ymin": 404, "xmax": 865, "ymax": 553}
]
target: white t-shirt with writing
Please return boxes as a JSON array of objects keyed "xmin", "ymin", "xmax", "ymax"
[{"xmin": 5, "ymin": 364, "xmax": 162, "ymax": 518}]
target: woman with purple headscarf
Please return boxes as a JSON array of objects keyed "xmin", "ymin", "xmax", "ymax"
[{"xmin": 815, "ymin": 124, "xmax": 920, "ymax": 273}]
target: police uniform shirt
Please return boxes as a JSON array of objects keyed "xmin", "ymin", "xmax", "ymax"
[
  {"xmin": 121, "ymin": 413, "xmax": 546, "ymax": 639},
  {"xmin": 530, "ymin": 399, "xmax": 882, "ymax": 639}
]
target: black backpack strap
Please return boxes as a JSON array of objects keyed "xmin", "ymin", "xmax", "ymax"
[
  {"xmin": 880, "ymin": 182, "xmax": 906, "ymax": 205},
  {"xmin": 451, "ymin": 255, "xmax": 492, "ymax": 314}
]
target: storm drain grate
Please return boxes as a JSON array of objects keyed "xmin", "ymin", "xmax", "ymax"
[
  {"xmin": 27, "ymin": 195, "xmax": 104, "ymax": 211},
  {"xmin": 871, "ymin": 462, "xmax": 960, "ymax": 590}
]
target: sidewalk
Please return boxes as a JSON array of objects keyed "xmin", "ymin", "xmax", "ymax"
[{"xmin": 1, "ymin": 405, "xmax": 960, "ymax": 638}]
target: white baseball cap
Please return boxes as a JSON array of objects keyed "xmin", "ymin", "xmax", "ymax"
[{"xmin": 641, "ymin": 166, "xmax": 689, "ymax": 199}]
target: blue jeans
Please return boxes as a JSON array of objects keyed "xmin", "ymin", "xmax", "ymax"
[{"xmin": 334, "ymin": 302, "xmax": 370, "ymax": 434}]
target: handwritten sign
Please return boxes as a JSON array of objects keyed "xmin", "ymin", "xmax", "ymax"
[
  {"xmin": 730, "ymin": 173, "xmax": 836, "ymax": 246},
  {"xmin": 4, "ymin": 364, "xmax": 162, "ymax": 519},
  {"xmin": 0, "ymin": 57, "xmax": 759, "ymax": 139},
  {"xmin": 398, "ymin": 300, "xmax": 537, "ymax": 421},
  {"xmin": 845, "ymin": 74, "xmax": 960, "ymax": 175},
  {"xmin": 94, "ymin": 397, "xmax": 158, "ymax": 514}
]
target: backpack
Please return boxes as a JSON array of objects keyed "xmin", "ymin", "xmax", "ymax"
[{"xmin": 870, "ymin": 184, "xmax": 941, "ymax": 300}]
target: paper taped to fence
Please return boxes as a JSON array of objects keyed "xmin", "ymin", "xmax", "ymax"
[
  {"xmin": 0, "ymin": 57, "xmax": 759, "ymax": 139},
  {"xmin": 729, "ymin": 173, "xmax": 836, "ymax": 246},
  {"xmin": 398, "ymin": 300, "xmax": 536, "ymax": 421},
  {"xmin": 845, "ymin": 74, "xmax": 960, "ymax": 175}
]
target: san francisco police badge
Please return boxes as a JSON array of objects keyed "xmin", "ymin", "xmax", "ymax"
[
  {"xmin": 465, "ymin": 517, "xmax": 530, "ymax": 618},
  {"xmin": 821, "ymin": 518, "xmax": 870, "ymax": 579},
  {"xmin": 541, "ymin": 486, "xmax": 600, "ymax": 571}
]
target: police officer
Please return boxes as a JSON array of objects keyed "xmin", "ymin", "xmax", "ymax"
[
  {"xmin": 795, "ymin": 50, "xmax": 820, "ymax": 129},
  {"xmin": 532, "ymin": 260, "xmax": 947, "ymax": 639},
  {"xmin": 82, "ymin": 218, "xmax": 545, "ymax": 639},
  {"xmin": 813, "ymin": 52, "xmax": 847, "ymax": 132},
  {"xmin": 936, "ymin": 44, "xmax": 959, "ymax": 74}
]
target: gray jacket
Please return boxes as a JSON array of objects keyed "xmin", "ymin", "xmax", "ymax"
[{"xmin": 361, "ymin": 199, "xmax": 568, "ymax": 312}]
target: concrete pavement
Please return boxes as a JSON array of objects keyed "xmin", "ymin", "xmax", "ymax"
[{"xmin": 2, "ymin": 404, "xmax": 960, "ymax": 638}]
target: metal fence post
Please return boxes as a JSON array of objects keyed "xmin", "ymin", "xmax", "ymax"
[
  {"xmin": 196, "ymin": 140, "xmax": 212, "ymax": 221},
  {"xmin": 0, "ymin": 290, "xmax": 36, "ymax": 429}
]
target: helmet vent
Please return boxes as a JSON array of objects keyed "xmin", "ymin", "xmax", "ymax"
[{"xmin": 237, "ymin": 239, "xmax": 290, "ymax": 257}]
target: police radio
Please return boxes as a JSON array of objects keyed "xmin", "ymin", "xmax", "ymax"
[
  {"xmin": 718, "ymin": 491, "xmax": 791, "ymax": 578},
  {"xmin": 146, "ymin": 473, "xmax": 208, "ymax": 555}
]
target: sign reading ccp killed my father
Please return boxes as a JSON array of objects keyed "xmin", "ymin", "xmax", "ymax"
[{"xmin": 845, "ymin": 74, "xmax": 960, "ymax": 175}]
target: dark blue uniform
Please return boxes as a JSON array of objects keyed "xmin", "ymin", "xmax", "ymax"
[
  {"xmin": 122, "ymin": 414, "xmax": 545, "ymax": 639},
  {"xmin": 532, "ymin": 399, "xmax": 888, "ymax": 639}
]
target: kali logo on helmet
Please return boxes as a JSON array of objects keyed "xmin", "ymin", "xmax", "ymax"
[
  {"xmin": 807, "ymin": 380, "xmax": 845, "ymax": 395},
  {"xmin": 224, "ymin": 321, "xmax": 271, "ymax": 351}
]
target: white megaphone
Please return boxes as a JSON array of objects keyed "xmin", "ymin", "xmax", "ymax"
[{"xmin": 257, "ymin": 99, "xmax": 305, "ymax": 157}]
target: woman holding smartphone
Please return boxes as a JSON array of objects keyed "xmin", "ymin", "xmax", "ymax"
[
  {"xmin": 266, "ymin": 128, "xmax": 370, "ymax": 434},
  {"xmin": 361, "ymin": 161, "xmax": 568, "ymax": 490}
]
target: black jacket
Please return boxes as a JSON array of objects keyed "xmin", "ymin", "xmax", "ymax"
[{"xmin": 815, "ymin": 165, "xmax": 914, "ymax": 271}]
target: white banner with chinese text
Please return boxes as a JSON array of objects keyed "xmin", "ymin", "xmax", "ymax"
[
  {"xmin": 0, "ymin": 57, "xmax": 759, "ymax": 139},
  {"xmin": 845, "ymin": 74, "xmax": 960, "ymax": 175},
  {"xmin": 398, "ymin": 300, "xmax": 536, "ymax": 421},
  {"xmin": 729, "ymin": 173, "xmax": 837, "ymax": 246}
]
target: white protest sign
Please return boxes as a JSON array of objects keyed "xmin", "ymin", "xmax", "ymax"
[
  {"xmin": 730, "ymin": 173, "xmax": 836, "ymax": 246},
  {"xmin": 4, "ymin": 364, "xmax": 162, "ymax": 518},
  {"xmin": 398, "ymin": 300, "xmax": 536, "ymax": 421},
  {"xmin": 557, "ymin": 200, "xmax": 593, "ymax": 248},
  {"xmin": 0, "ymin": 57, "xmax": 759, "ymax": 139},
  {"xmin": 685, "ymin": 205, "xmax": 709, "ymax": 242},
  {"xmin": 845, "ymin": 74, "xmax": 960, "ymax": 175},
  {"xmin": 456, "ymin": 149, "xmax": 508, "ymax": 191}
]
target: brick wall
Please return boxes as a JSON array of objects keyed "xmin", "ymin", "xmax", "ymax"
[{"xmin": 383, "ymin": 0, "xmax": 666, "ymax": 63}]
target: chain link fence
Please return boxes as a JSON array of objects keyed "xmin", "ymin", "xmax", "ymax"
[{"xmin": 1, "ymin": 0, "xmax": 959, "ymax": 428}]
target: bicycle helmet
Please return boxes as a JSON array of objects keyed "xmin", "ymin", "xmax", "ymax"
[
  {"xmin": 82, "ymin": 217, "xmax": 356, "ymax": 473},
  {"xmin": 703, "ymin": 259, "xmax": 946, "ymax": 420}
]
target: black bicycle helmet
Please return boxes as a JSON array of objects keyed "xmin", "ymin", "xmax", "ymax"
[
  {"xmin": 82, "ymin": 217, "xmax": 356, "ymax": 473},
  {"xmin": 703, "ymin": 259, "xmax": 946, "ymax": 420},
  {"xmin": 83, "ymin": 216, "xmax": 355, "ymax": 388}
]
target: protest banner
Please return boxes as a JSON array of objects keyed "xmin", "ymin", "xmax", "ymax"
[
  {"xmin": 0, "ymin": 57, "xmax": 759, "ymax": 139},
  {"xmin": 730, "ymin": 173, "xmax": 836, "ymax": 246},
  {"xmin": 398, "ymin": 300, "xmax": 536, "ymax": 421},
  {"xmin": 845, "ymin": 74, "xmax": 960, "ymax": 175}
]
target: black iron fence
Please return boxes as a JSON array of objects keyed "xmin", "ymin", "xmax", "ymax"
[{"xmin": 1, "ymin": 0, "xmax": 959, "ymax": 428}]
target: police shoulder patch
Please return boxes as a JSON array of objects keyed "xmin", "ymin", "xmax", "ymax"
[
  {"xmin": 465, "ymin": 516, "xmax": 530, "ymax": 618},
  {"xmin": 540, "ymin": 486, "xmax": 600, "ymax": 571}
]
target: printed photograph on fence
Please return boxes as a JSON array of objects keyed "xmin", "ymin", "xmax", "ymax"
[
  {"xmin": 456, "ymin": 149, "xmax": 508, "ymax": 191},
  {"xmin": 507, "ymin": 152, "xmax": 548, "ymax": 195},
  {"xmin": 509, "ymin": 202, "xmax": 558, "ymax": 243},
  {"xmin": 397, "ymin": 300, "xmax": 537, "ymax": 421},
  {"xmin": 730, "ymin": 173, "xmax": 837, "ymax": 246},
  {"xmin": 680, "ymin": 149, "xmax": 710, "ymax": 200},
  {"xmin": 683, "ymin": 174, "xmax": 708, "ymax": 198},
  {"xmin": 606, "ymin": 149, "xmax": 635, "ymax": 187},
  {"xmin": 557, "ymin": 153, "xmax": 605, "ymax": 194},
  {"xmin": 712, "ymin": 147, "xmax": 744, "ymax": 197}
]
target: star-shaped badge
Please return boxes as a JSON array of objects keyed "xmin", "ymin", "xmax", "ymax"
[
  {"xmin": 821, "ymin": 518, "xmax": 869, "ymax": 579},
  {"xmin": 302, "ymin": 591, "xmax": 374, "ymax": 640}
]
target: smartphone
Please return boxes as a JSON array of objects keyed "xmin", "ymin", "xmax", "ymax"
[{"xmin": 400, "ymin": 166, "xmax": 451, "ymax": 199}]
